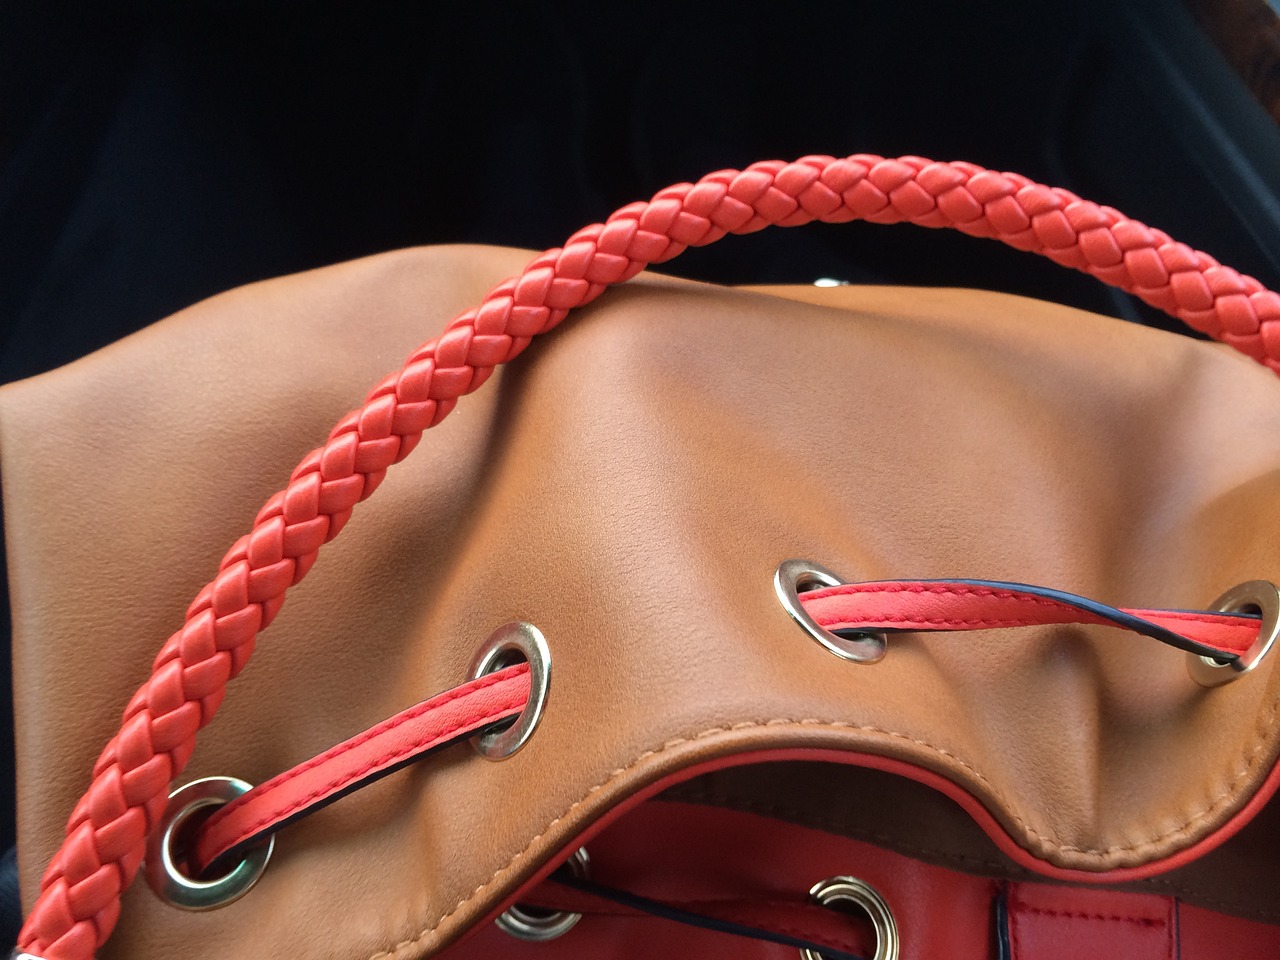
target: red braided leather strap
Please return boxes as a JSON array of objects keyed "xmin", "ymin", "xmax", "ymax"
[{"xmin": 19, "ymin": 154, "xmax": 1280, "ymax": 959}]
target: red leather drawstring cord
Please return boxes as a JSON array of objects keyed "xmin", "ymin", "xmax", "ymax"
[
  {"xmin": 19, "ymin": 155, "xmax": 1280, "ymax": 960},
  {"xmin": 186, "ymin": 582, "xmax": 1257, "ymax": 891}
]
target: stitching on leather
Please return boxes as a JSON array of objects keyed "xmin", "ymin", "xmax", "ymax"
[
  {"xmin": 815, "ymin": 611, "xmax": 1250, "ymax": 634},
  {"xmin": 662, "ymin": 791, "xmax": 1280, "ymax": 924},
  {"xmin": 817, "ymin": 613, "xmax": 1065, "ymax": 629},
  {"xmin": 1135, "ymin": 876, "xmax": 1280, "ymax": 923},
  {"xmin": 204, "ymin": 674, "xmax": 527, "ymax": 856},
  {"xmin": 829, "ymin": 583, "xmax": 1069, "ymax": 604},
  {"xmin": 812, "ymin": 587, "xmax": 1253, "ymax": 645},
  {"xmin": 363, "ymin": 708, "xmax": 1280, "ymax": 960},
  {"xmin": 1017, "ymin": 905, "xmax": 1165, "ymax": 926}
]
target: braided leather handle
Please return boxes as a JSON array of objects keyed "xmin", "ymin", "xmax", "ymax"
[{"xmin": 19, "ymin": 154, "xmax": 1280, "ymax": 960}]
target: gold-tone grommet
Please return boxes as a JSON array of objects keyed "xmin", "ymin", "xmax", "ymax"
[
  {"xmin": 468, "ymin": 621, "xmax": 551, "ymax": 759},
  {"xmin": 1188, "ymin": 580, "xmax": 1280, "ymax": 687},
  {"xmin": 801, "ymin": 875, "xmax": 899, "ymax": 960},
  {"xmin": 495, "ymin": 847, "xmax": 589, "ymax": 941},
  {"xmin": 775, "ymin": 560, "xmax": 886, "ymax": 663},
  {"xmin": 144, "ymin": 776, "xmax": 273, "ymax": 911}
]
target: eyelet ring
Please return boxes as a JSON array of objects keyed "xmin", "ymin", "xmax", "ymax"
[
  {"xmin": 775, "ymin": 560, "xmax": 886, "ymax": 664},
  {"xmin": 1188, "ymin": 580, "xmax": 1280, "ymax": 687},
  {"xmin": 468, "ymin": 621, "xmax": 551, "ymax": 759},
  {"xmin": 144, "ymin": 776, "xmax": 273, "ymax": 911},
  {"xmin": 495, "ymin": 847, "xmax": 590, "ymax": 941},
  {"xmin": 801, "ymin": 875, "xmax": 899, "ymax": 960}
]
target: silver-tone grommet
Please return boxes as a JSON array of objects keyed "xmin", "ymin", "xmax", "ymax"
[
  {"xmin": 144, "ymin": 776, "xmax": 273, "ymax": 911},
  {"xmin": 495, "ymin": 847, "xmax": 589, "ymax": 941},
  {"xmin": 1188, "ymin": 580, "xmax": 1280, "ymax": 687},
  {"xmin": 801, "ymin": 875, "xmax": 899, "ymax": 960},
  {"xmin": 11, "ymin": 952, "xmax": 51, "ymax": 959},
  {"xmin": 468, "ymin": 621, "xmax": 551, "ymax": 760},
  {"xmin": 775, "ymin": 560, "xmax": 886, "ymax": 664}
]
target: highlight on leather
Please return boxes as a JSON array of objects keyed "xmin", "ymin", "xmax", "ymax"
[{"xmin": 19, "ymin": 153, "xmax": 1280, "ymax": 960}]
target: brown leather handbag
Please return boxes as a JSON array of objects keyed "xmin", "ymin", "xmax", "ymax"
[{"xmin": 6, "ymin": 155, "xmax": 1280, "ymax": 960}]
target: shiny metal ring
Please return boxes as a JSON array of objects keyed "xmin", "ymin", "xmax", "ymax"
[
  {"xmin": 775, "ymin": 560, "xmax": 886, "ymax": 664},
  {"xmin": 495, "ymin": 847, "xmax": 590, "ymax": 941},
  {"xmin": 144, "ymin": 776, "xmax": 273, "ymax": 911},
  {"xmin": 468, "ymin": 621, "xmax": 551, "ymax": 760},
  {"xmin": 801, "ymin": 875, "xmax": 899, "ymax": 960},
  {"xmin": 1188, "ymin": 580, "xmax": 1280, "ymax": 687}
]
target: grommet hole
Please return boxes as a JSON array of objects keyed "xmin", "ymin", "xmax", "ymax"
[
  {"xmin": 467, "ymin": 622, "xmax": 552, "ymax": 760},
  {"xmin": 801, "ymin": 875, "xmax": 898, "ymax": 960},
  {"xmin": 775, "ymin": 560, "xmax": 887, "ymax": 664},
  {"xmin": 1188, "ymin": 580, "xmax": 1280, "ymax": 687},
  {"xmin": 164, "ymin": 805, "xmax": 226, "ymax": 884},
  {"xmin": 497, "ymin": 847, "xmax": 590, "ymax": 941},
  {"xmin": 144, "ymin": 777, "xmax": 273, "ymax": 911}
]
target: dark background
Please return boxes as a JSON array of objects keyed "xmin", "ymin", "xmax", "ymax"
[{"xmin": 3, "ymin": 0, "xmax": 1280, "ymax": 942}]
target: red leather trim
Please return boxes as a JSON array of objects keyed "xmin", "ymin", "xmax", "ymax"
[
  {"xmin": 191, "ymin": 663, "xmax": 531, "ymax": 875},
  {"xmin": 191, "ymin": 662, "xmax": 1280, "ymax": 887},
  {"xmin": 803, "ymin": 580, "xmax": 1256, "ymax": 655},
  {"xmin": 190, "ymin": 710, "xmax": 1280, "ymax": 889},
  {"xmin": 447, "ymin": 801, "xmax": 1280, "ymax": 959},
  {"xmin": 1005, "ymin": 883, "xmax": 1175, "ymax": 960},
  {"xmin": 476, "ymin": 745, "xmax": 1280, "ymax": 892},
  {"xmin": 184, "ymin": 583, "xmax": 1274, "ymax": 884}
]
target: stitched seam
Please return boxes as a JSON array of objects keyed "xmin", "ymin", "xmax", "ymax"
[
  {"xmin": 211, "ymin": 664, "xmax": 526, "ymax": 825},
  {"xmin": 204, "ymin": 680, "xmax": 526, "ymax": 854},
  {"xmin": 821, "ymin": 583, "xmax": 1253, "ymax": 628},
  {"xmin": 1019, "ymin": 906, "xmax": 1164, "ymax": 926},
  {"xmin": 231, "ymin": 700, "xmax": 520, "ymax": 835},
  {"xmin": 662, "ymin": 792, "xmax": 1280, "ymax": 923},
  {"xmin": 362, "ymin": 711, "xmax": 1280, "ymax": 959},
  {"xmin": 819, "ymin": 613, "xmax": 1070, "ymax": 629},
  {"xmin": 813, "ymin": 591, "xmax": 1253, "ymax": 646},
  {"xmin": 815, "ymin": 611, "xmax": 1251, "ymax": 633},
  {"xmin": 1135, "ymin": 877, "xmax": 1280, "ymax": 923},
  {"xmin": 825, "ymin": 583, "xmax": 1071, "ymax": 605}
]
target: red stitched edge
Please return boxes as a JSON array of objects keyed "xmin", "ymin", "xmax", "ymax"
[
  {"xmin": 195, "ymin": 667, "xmax": 530, "ymax": 866},
  {"xmin": 218, "ymin": 699, "xmax": 524, "ymax": 841},
  {"xmin": 1017, "ymin": 905, "xmax": 1167, "ymax": 927},
  {"xmin": 210, "ymin": 664, "xmax": 528, "ymax": 813}
]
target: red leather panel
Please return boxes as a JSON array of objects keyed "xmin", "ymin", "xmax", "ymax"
[
  {"xmin": 1006, "ymin": 883, "xmax": 1173, "ymax": 960},
  {"xmin": 445, "ymin": 800, "xmax": 1280, "ymax": 959}
]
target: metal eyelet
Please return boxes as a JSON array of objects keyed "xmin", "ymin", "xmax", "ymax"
[
  {"xmin": 10, "ymin": 952, "xmax": 50, "ymax": 959},
  {"xmin": 775, "ymin": 560, "xmax": 886, "ymax": 663},
  {"xmin": 496, "ymin": 847, "xmax": 590, "ymax": 941},
  {"xmin": 1188, "ymin": 580, "xmax": 1280, "ymax": 687},
  {"xmin": 144, "ymin": 776, "xmax": 273, "ymax": 911},
  {"xmin": 801, "ymin": 875, "xmax": 899, "ymax": 960},
  {"xmin": 468, "ymin": 621, "xmax": 551, "ymax": 760}
]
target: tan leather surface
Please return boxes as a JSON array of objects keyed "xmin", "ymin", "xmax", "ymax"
[{"xmin": 3, "ymin": 245, "xmax": 1280, "ymax": 958}]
